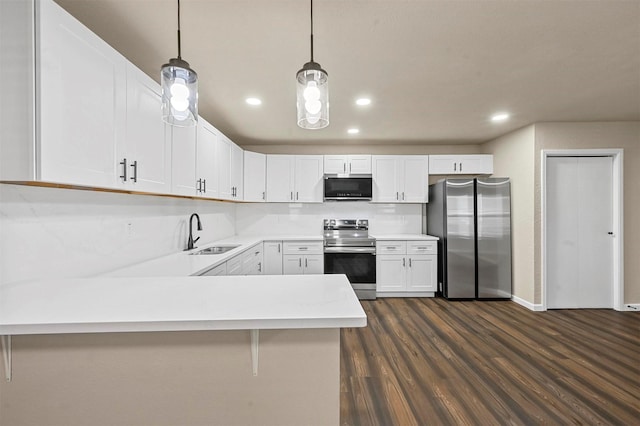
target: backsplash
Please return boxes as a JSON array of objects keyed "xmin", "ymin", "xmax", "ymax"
[
  {"xmin": 0, "ymin": 184, "xmax": 236, "ymax": 285},
  {"xmin": 235, "ymin": 202, "xmax": 422, "ymax": 236}
]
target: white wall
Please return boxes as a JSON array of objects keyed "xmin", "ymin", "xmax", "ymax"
[
  {"xmin": 236, "ymin": 202, "xmax": 423, "ymax": 236},
  {"xmin": 0, "ymin": 184, "xmax": 236, "ymax": 285},
  {"xmin": 482, "ymin": 125, "xmax": 536, "ymax": 305}
]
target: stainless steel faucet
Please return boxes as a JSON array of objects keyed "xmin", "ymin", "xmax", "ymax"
[{"xmin": 186, "ymin": 213, "xmax": 203, "ymax": 251}]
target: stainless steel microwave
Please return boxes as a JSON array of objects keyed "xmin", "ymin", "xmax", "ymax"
[{"xmin": 323, "ymin": 175, "xmax": 373, "ymax": 201}]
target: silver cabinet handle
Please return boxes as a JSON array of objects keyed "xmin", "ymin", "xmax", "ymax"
[
  {"xmin": 396, "ymin": 192, "xmax": 399, "ymax": 200},
  {"xmin": 196, "ymin": 178, "xmax": 202, "ymax": 193},
  {"xmin": 409, "ymin": 258, "xmax": 412, "ymax": 267},
  {"xmin": 119, "ymin": 158, "xmax": 127, "ymax": 181},
  {"xmin": 299, "ymin": 258, "xmax": 302, "ymax": 267},
  {"xmin": 386, "ymin": 247, "xmax": 396, "ymax": 250},
  {"xmin": 131, "ymin": 160, "xmax": 138, "ymax": 183},
  {"xmin": 203, "ymin": 179, "xmax": 206, "ymax": 193},
  {"xmin": 454, "ymin": 162, "xmax": 457, "ymax": 172},
  {"xmin": 305, "ymin": 258, "xmax": 308, "ymax": 268},
  {"xmin": 262, "ymin": 191, "xmax": 265, "ymax": 200},
  {"xmin": 349, "ymin": 163, "xmax": 352, "ymax": 173},
  {"xmin": 460, "ymin": 162, "xmax": 463, "ymax": 172},
  {"xmin": 299, "ymin": 247, "xmax": 308, "ymax": 250},
  {"xmin": 291, "ymin": 191, "xmax": 294, "ymax": 201},
  {"xmin": 403, "ymin": 258, "xmax": 406, "ymax": 267},
  {"xmin": 278, "ymin": 243, "xmax": 281, "ymax": 253},
  {"xmin": 343, "ymin": 163, "xmax": 346, "ymax": 173},
  {"xmin": 258, "ymin": 262, "xmax": 262, "ymax": 273},
  {"xmin": 296, "ymin": 191, "xmax": 299, "ymax": 200},
  {"xmin": 402, "ymin": 192, "xmax": 405, "ymax": 201}
]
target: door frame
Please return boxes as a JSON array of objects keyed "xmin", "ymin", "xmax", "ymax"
[{"xmin": 541, "ymin": 149, "xmax": 624, "ymax": 311}]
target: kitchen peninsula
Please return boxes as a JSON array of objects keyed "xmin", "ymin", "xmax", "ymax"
[{"xmin": 0, "ymin": 271, "xmax": 366, "ymax": 426}]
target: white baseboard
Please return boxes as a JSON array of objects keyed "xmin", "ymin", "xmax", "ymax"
[{"xmin": 511, "ymin": 295, "xmax": 545, "ymax": 311}]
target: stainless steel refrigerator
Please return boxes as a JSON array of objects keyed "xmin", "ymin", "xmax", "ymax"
[{"xmin": 424, "ymin": 178, "xmax": 512, "ymax": 299}]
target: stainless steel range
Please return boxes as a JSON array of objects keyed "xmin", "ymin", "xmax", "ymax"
[{"xmin": 323, "ymin": 219, "xmax": 376, "ymax": 300}]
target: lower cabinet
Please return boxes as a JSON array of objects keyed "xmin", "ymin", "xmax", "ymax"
[
  {"xmin": 242, "ymin": 243, "xmax": 263, "ymax": 275},
  {"xmin": 376, "ymin": 240, "xmax": 437, "ymax": 295},
  {"xmin": 263, "ymin": 241, "xmax": 283, "ymax": 275},
  {"xmin": 282, "ymin": 241, "xmax": 324, "ymax": 275}
]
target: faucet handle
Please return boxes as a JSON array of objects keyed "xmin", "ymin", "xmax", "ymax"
[{"xmin": 194, "ymin": 236, "xmax": 200, "ymax": 244}]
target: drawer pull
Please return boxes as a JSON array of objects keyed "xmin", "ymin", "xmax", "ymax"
[{"xmin": 299, "ymin": 247, "xmax": 308, "ymax": 250}]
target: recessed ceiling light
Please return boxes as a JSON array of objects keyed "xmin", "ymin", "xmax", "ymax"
[
  {"xmin": 246, "ymin": 97, "xmax": 262, "ymax": 106},
  {"xmin": 356, "ymin": 98, "xmax": 371, "ymax": 106},
  {"xmin": 491, "ymin": 112, "xmax": 510, "ymax": 122},
  {"xmin": 347, "ymin": 128, "xmax": 360, "ymax": 135}
]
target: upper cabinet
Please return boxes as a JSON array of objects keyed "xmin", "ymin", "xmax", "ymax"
[
  {"xmin": 429, "ymin": 155, "xmax": 493, "ymax": 175},
  {"xmin": 323, "ymin": 155, "xmax": 371, "ymax": 175},
  {"xmin": 372, "ymin": 156, "xmax": 429, "ymax": 203},
  {"xmin": 265, "ymin": 155, "xmax": 323, "ymax": 203},
  {"xmin": 121, "ymin": 64, "xmax": 172, "ymax": 194},
  {"xmin": 195, "ymin": 119, "xmax": 219, "ymax": 198},
  {"xmin": 244, "ymin": 151, "xmax": 266, "ymax": 202},
  {"xmin": 170, "ymin": 125, "xmax": 197, "ymax": 196},
  {"xmin": 37, "ymin": 0, "xmax": 127, "ymax": 188},
  {"xmin": 218, "ymin": 135, "xmax": 244, "ymax": 200}
]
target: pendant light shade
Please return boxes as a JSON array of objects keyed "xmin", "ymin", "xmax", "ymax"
[
  {"xmin": 161, "ymin": 0, "xmax": 198, "ymax": 127},
  {"xmin": 297, "ymin": 0, "xmax": 329, "ymax": 129}
]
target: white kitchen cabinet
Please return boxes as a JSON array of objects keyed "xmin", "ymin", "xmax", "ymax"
[
  {"xmin": 263, "ymin": 241, "xmax": 283, "ymax": 275},
  {"xmin": 0, "ymin": 1, "xmax": 126, "ymax": 188},
  {"xmin": 121, "ymin": 64, "xmax": 171, "ymax": 194},
  {"xmin": 372, "ymin": 156, "xmax": 429, "ymax": 203},
  {"xmin": 226, "ymin": 255, "xmax": 244, "ymax": 276},
  {"xmin": 242, "ymin": 243, "xmax": 263, "ymax": 275},
  {"xmin": 170, "ymin": 125, "xmax": 197, "ymax": 196},
  {"xmin": 195, "ymin": 119, "xmax": 219, "ymax": 198},
  {"xmin": 429, "ymin": 155, "xmax": 493, "ymax": 175},
  {"xmin": 376, "ymin": 240, "xmax": 437, "ymax": 295},
  {"xmin": 200, "ymin": 263, "xmax": 227, "ymax": 276},
  {"xmin": 243, "ymin": 151, "xmax": 266, "ymax": 202},
  {"xmin": 218, "ymin": 136, "xmax": 244, "ymax": 200},
  {"xmin": 265, "ymin": 155, "xmax": 323, "ymax": 202},
  {"xmin": 282, "ymin": 241, "xmax": 324, "ymax": 275},
  {"xmin": 323, "ymin": 155, "xmax": 371, "ymax": 175}
]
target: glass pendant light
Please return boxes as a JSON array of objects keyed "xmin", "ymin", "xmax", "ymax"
[
  {"xmin": 296, "ymin": 0, "xmax": 329, "ymax": 129},
  {"xmin": 161, "ymin": 0, "xmax": 198, "ymax": 126}
]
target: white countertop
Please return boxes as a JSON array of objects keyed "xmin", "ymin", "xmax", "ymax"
[
  {"xmin": 372, "ymin": 234, "xmax": 439, "ymax": 241},
  {"xmin": 0, "ymin": 274, "xmax": 366, "ymax": 335},
  {"xmin": 105, "ymin": 235, "xmax": 323, "ymax": 277}
]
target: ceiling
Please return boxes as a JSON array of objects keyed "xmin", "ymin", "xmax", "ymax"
[{"xmin": 54, "ymin": 0, "xmax": 640, "ymax": 147}]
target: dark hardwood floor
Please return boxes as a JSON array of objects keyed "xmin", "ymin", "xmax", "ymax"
[{"xmin": 340, "ymin": 298, "xmax": 640, "ymax": 426}]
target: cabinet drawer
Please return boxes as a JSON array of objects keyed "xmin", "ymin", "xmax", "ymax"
[
  {"xmin": 407, "ymin": 241, "xmax": 437, "ymax": 254},
  {"xmin": 376, "ymin": 241, "xmax": 406, "ymax": 254},
  {"xmin": 283, "ymin": 241, "xmax": 323, "ymax": 255}
]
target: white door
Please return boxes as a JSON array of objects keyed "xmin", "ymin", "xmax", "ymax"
[
  {"xmin": 547, "ymin": 156, "xmax": 613, "ymax": 309},
  {"xmin": 244, "ymin": 151, "xmax": 266, "ymax": 202},
  {"xmin": 217, "ymin": 136, "xmax": 233, "ymax": 200},
  {"xmin": 376, "ymin": 255, "xmax": 406, "ymax": 292},
  {"xmin": 406, "ymin": 255, "xmax": 437, "ymax": 292},
  {"xmin": 170, "ymin": 125, "xmax": 197, "ymax": 196},
  {"xmin": 294, "ymin": 155, "xmax": 324, "ymax": 202},
  {"xmin": 372, "ymin": 156, "xmax": 400, "ymax": 202},
  {"xmin": 283, "ymin": 256, "xmax": 304, "ymax": 275},
  {"xmin": 266, "ymin": 155, "xmax": 294, "ymax": 202},
  {"xmin": 303, "ymin": 255, "xmax": 324, "ymax": 275},
  {"xmin": 401, "ymin": 156, "xmax": 429, "ymax": 202},
  {"xmin": 323, "ymin": 155, "xmax": 347, "ymax": 174},
  {"xmin": 348, "ymin": 155, "xmax": 372, "ymax": 174},
  {"xmin": 196, "ymin": 119, "xmax": 219, "ymax": 198},
  {"xmin": 231, "ymin": 143, "xmax": 244, "ymax": 199},
  {"xmin": 263, "ymin": 241, "xmax": 283, "ymax": 274}
]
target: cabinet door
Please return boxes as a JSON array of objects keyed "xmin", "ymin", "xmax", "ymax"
[
  {"xmin": 217, "ymin": 136, "xmax": 233, "ymax": 200},
  {"xmin": 38, "ymin": 0, "xmax": 126, "ymax": 188},
  {"xmin": 226, "ymin": 255, "xmax": 243, "ymax": 276},
  {"xmin": 123, "ymin": 64, "xmax": 171, "ymax": 193},
  {"xmin": 347, "ymin": 155, "xmax": 372, "ymax": 174},
  {"xmin": 201, "ymin": 263, "xmax": 226, "ymax": 276},
  {"xmin": 266, "ymin": 155, "xmax": 294, "ymax": 202},
  {"xmin": 460, "ymin": 155, "xmax": 493, "ymax": 174},
  {"xmin": 244, "ymin": 151, "xmax": 266, "ymax": 202},
  {"xmin": 323, "ymin": 155, "xmax": 347, "ymax": 174},
  {"xmin": 294, "ymin": 155, "xmax": 324, "ymax": 202},
  {"xmin": 372, "ymin": 156, "xmax": 400, "ymax": 202},
  {"xmin": 376, "ymin": 254, "xmax": 406, "ymax": 292},
  {"xmin": 407, "ymin": 255, "xmax": 437, "ymax": 292},
  {"xmin": 283, "ymin": 255, "xmax": 304, "ymax": 275},
  {"xmin": 196, "ymin": 119, "xmax": 219, "ymax": 198},
  {"xmin": 303, "ymin": 255, "xmax": 324, "ymax": 275},
  {"xmin": 401, "ymin": 156, "xmax": 429, "ymax": 203},
  {"xmin": 428, "ymin": 156, "xmax": 459, "ymax": 174},
  {"xmin": 170, "ymin": 125, "xmax": 197, "ymax": 196},
  {"xmin": 231, "ymin": 142, "xmax": 244, "ymax": 200},
  {"xmin": 263, "ymin": 241, "xmax": 283, "ymax": 275}
]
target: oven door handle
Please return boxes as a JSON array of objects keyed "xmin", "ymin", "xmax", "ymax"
[{"xmin": 324, "ymin": 247, "xmax": 376, "ymax": 254}]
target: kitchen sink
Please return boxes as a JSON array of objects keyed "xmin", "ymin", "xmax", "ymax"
[{"xmin": 190, "ymin": 245, "xmax": 240, "ymax": 255}]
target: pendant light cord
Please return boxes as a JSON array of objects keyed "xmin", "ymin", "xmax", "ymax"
[
  {"xmin": 310, "ymin": 0, "xmax": 314, "ymax": 62},
  {"xmin": 177, "ymin": 0, "xmax": 182, "ymax": 59}
]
